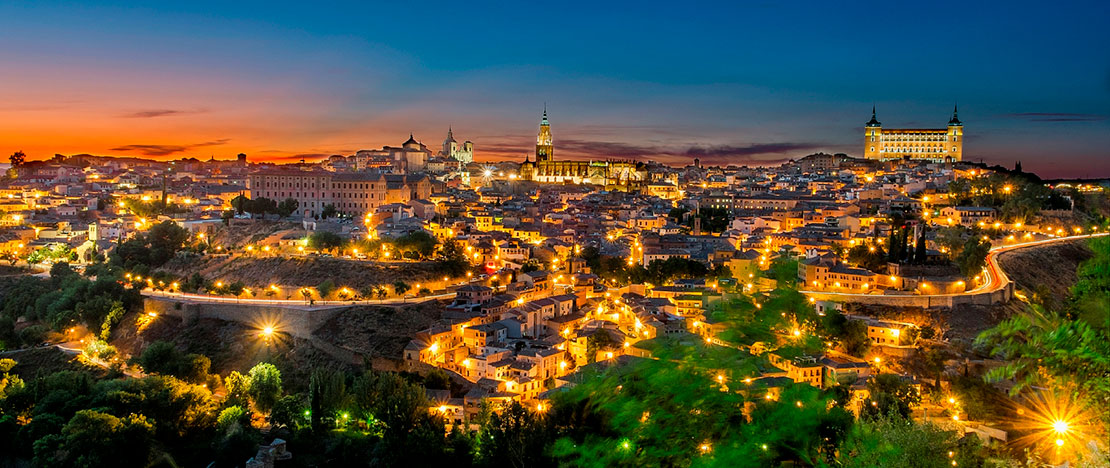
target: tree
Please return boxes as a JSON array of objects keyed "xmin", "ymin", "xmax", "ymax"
[
  {"xmin": 217, "ymin": 405, "xmax": 249, "ymax": 432},
  {"xmin": 307, "ymin": 231, "xmax": 345, "ymax": 251},
  {"xmin": 270, "ymin": 394, "xmax": 306, "ymax": 430},
  {"xmin": 277, "ymin": 198, "xmax": 300, "ymax": 218},
  {"xmin": 393, "ymin": 280, "xmax": 410, "ymax": 298},
  {"xmin": 33, "ymin": 410, "xmax": 154, "ymax": 468},
  {"xmin": 424, "ymin": 368, "xmax": 451, "ymax": 390},
  {"xmin": 230, "ymin": 194, "xmax": 250, "ymax": 215},
  {"xmin": 0, "ymin": 358, "xmax": 24, "ymax": 399},
  {"xmin": 861, "ymin": 374, "xmax": 921, "ymax": 420},
  {"xmin": 478, "ymin": 401, "xmax": 549, "ymax": 468},
  {"xmin": 135, "ymin": 341, "xmax": 183, "ymax": 376},
  {"xmin": 9, "ymin": 150, "xmax": 25, "ymax": 167},
  {"xmin": 316, "ymin": 280, "xmax": 336, "ymax": 299},
  {"xmin": 838, "ymin": 417, "xmax": 984, "ymax": 468},
  {"xmin": 224, "ymin": 371, "xmax": 251, "ymax": 408},
  {"xmin": 321, "ymin": 203, "xmax": 338, "ymax": 219},
  {"xmin": 247, "ymin": 363, "xmax": 282, "ymax": 414},
  {"xmin": 954, "ymin": 236, "xmax": 990, "ymax": 277}
]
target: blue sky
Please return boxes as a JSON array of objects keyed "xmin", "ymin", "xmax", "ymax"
[{"xmin": 0, "ymin": 0, "xmax": 1107, "ymax": 177}]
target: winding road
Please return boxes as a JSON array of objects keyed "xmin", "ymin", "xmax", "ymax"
[{"xmin": 800, "ymin": 233, "xmax": 1106, "ymax": 302}]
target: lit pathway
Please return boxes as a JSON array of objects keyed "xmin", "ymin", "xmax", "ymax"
[
  {"xmin": 140, "ymin": 289, "xmax": 456, "ymax": 309},
  {"xmin": 800, "ymin": 233, "xmax": 1107, "ymax": 300}
]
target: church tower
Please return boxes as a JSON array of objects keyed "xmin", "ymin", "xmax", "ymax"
[
  {"xmin": 864, "ymin": 106, "xmax": 882, "ymax": 160},
  {"xmin": 946, "ymin": 104, "xmax": 963, "ymax": 162},
  {"xmin": 536, "ymin": 106, "xmax": 553, "ymax": 162}
]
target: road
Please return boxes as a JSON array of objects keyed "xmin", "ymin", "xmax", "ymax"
[{"xmin": 801, "ymin": 233, "xmax": 1106, "ymax": 300}]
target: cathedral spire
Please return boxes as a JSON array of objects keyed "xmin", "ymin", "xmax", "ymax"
[{"xmin": 949, "ymin": 103, "xmax": 962, "ymax": 125}]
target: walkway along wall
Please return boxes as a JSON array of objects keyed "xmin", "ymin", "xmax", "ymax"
[{"xmin": 142, "ymin": 297, "xmax": 347, "ymax": 339}]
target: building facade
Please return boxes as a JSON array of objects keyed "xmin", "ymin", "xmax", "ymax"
[
  {"xmin": 248, "ymin": 170, "xmax": 431, "ymax": 218},
  {"xmin": 441, "ymin": 128, "xmax": 474, "ymax": 164},
  {"xmin": 519, "ymin": 109, "xmax": 646, "ymax": 190},
  {"xmin": 863, "ymin": 106, "xmax": 963, "ymax": 163}
]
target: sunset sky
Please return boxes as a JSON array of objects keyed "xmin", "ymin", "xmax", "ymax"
[{"xmin": 1, "ymin": 1, "xmax": 1108, "ymax": 178}]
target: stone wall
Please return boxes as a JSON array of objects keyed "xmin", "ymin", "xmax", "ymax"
[
  {"xmin": 142, "ymin": 297, "xmax": 346, "ymax": 339},
  {"xmin": 803, "ymin": 283, "xmax": 1011, "ymax": 308}
]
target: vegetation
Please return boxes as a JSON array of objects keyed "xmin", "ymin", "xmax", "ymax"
[{"xmin": 111, "ymin": 220, "xmax": 190, "ymax": 269}]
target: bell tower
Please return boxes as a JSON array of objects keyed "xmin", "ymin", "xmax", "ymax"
[
  {"xmin": 946, "ymin": 104, "xmax": 963, "ymax": 162},
  {"xmin": 536, "ymin": 105, "xmax": 553, "ymax": 162},
  {"xmin": 864, "ymin": 105, "xmax": 882, "ymax": 160}
]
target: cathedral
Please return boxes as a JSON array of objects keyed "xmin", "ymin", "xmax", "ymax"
[
  {"xmin": 441, "ymin": 127, "xmax": 474, "ymax": 164},
  {"xmin": 519, "ymin": 108, "xmax": 646, "ymax": 190}
]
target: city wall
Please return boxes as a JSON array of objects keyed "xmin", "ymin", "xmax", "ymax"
[
  {"xmin": 142, "ymin": 297, "xmax": 347, "ymax": 339},
  {"xmin": 803, "ymin": 282, "xmax": 1012, "ymax": 308}
]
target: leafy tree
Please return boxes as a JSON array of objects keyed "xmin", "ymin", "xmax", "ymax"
[
  {"xmin": 424, "ymin": 368, "xmax": 451, "ymax": 390},
  {"xmin": 247, "ymin": 363, "xmax": 282, "ymax": 414},
  {"xmin": 224, "ymin": 371, "xmax": 252, "ymax": 408},
  {"xmin": 134, "ymin": 341, "xmax": 209, "ymax": 383},
  {"xmin": 0, "ymin": 358, "xmax": 24, "ymax": 399},
  {"xmin": 270, "ymin": 394, "xmax": 306, "ymax": 430},
  {"xmin": 217, "ymin": 405, "xmax": 249, "ymax": 432},
  {"xmin": 230, "ymin": 194, "xmax": 250, "ymax": 215},
  {"xmin": 838, "ymin": 416, "xmax": 984, "ymax": 468},
  {"xmin": 277, "ymin": 197, "xmax": 300, "ymax": 218},
  {"xmin": 954, "ymin": 236, "xmax": 990, "ymax": 277},
  {"xmin": 846, "ymin": 243, "xmax": 887, "ymax": 272},
  {"xmin": 478, "ymin": 401, "xmax": 550, "ymax": 468},
  {"xmin": 135, "ymin": 341, "xmax": 181, "ymax": 375},
  {"xmin": 393, "ymin": 280, "xmax": 411, "ymax": 298},
  {"xmin": 861, "ymin": 374, "xmax": 921, "ymax": 420},
  {"xmin": 32, "ymin": 410, "xmax": 154, "ymax": 468},
  {"xmin": 308, "ymin": 367, "xmax": 349, "ymax": 428},
  {"xmin": 316, "ymin": 280, "xmax": 336, "ymax": 299},
  {"xmin": 321, "ymin": 203, "xmax": 338, "ymax": 219},
  {"xmin": 307, "ymin": 231, "xmax": 345, "ymax": 251},
  {"xmin": 9, "ymin": 150, "xmax": 25, "ymax": 167}
]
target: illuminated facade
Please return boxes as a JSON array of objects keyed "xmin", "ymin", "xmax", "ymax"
[
  {"xmin": 441, "ymin": 127, "xmax": 474, "ymax": 164},
  {"xmin": 520, "ymin": 108, "xmax": 646, "ymax": 189},
  {"xmin": 863, "ymin": 106, "xmax": 963, "ymax": 162}
]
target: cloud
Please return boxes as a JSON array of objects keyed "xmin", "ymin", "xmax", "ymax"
[
  {"xmin": 110, "ymin": 139, "xmax": 230, "ymax": 156},
  {"xmin": 1003, "ymin": 112, "xmax": 1107, "ymax": 122},
  {"xmin": 120, "ymin": 108, "xmax": 207, "ymax": 118},
  {"xmin": 471, "ymin": 137, "xmax": 827, "ymax": 166},
  {"xmin": 556, "ymin": 139, "xmax": 823, "ymax": 165}
]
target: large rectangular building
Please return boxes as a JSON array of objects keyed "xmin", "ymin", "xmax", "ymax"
[
  {"xmin": 863, "ymin": 106, "xmax": 963, "ymax": 163},
  {"xmin": 248, "ymin": 169, "xmax": 431, "ymax": 218}
]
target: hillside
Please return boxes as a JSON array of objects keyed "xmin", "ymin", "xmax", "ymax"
[
  {"xmin": 107, "ymin": 300, "xmax": 447, "ymax": 391},
  {"xmin": 313, "ymin": 301, "xmax": 445, "ymax": 360},
  {"xmin": 157, "ymin": 255, "xmax": 454, "ymax": 292},
  {"xmin": 109, "ymin": 311, "xmax": 360, "ymax": 392},
  {"xmin": 996, "ymin": 238, "xmax": 1094, "ymax": 310},
  {"xmin": 852, "ymin": 238, "xmax": 1096, "ymax": 344}
]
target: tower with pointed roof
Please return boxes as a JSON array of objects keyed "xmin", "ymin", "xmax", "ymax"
[
  {"xmin": 536, "ymin": 106, "xmax": 553, "ymax": 162},
  {"xmin": 441, "ymin": 127, "xmax": 473, "ymax": 163},
  {"xmin": 946, "ymin": 104, "xmax": 963, "ymax": 162},
  {"xmin": 864, "ymin": 106, "xmax": 882, "ymax": 159}
]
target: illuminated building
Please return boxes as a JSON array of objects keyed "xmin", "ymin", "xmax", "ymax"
[
  {"xmin": 248, "ymin": 170, "xmax": 430, "ymax": 218},
  {"xmin": 864, "ymin": 105, "xmax": 963, "ymax": 162},
  {"xmin": 441, "ymin": 127, "xmax": 474, "ymax": 164},
  {"xmin": 519, "ymin": 108, "xmax": 646, "ymax": 189}
]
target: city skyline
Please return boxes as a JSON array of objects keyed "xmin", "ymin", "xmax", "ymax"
[{"xmin": 2, "ymin": 1, "xmax": 1109, "ymax": 178}]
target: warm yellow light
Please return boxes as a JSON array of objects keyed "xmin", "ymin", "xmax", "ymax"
[{"xmin": 1052, "ymin": 420, "xmax": 1069, "ymax": 434}]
